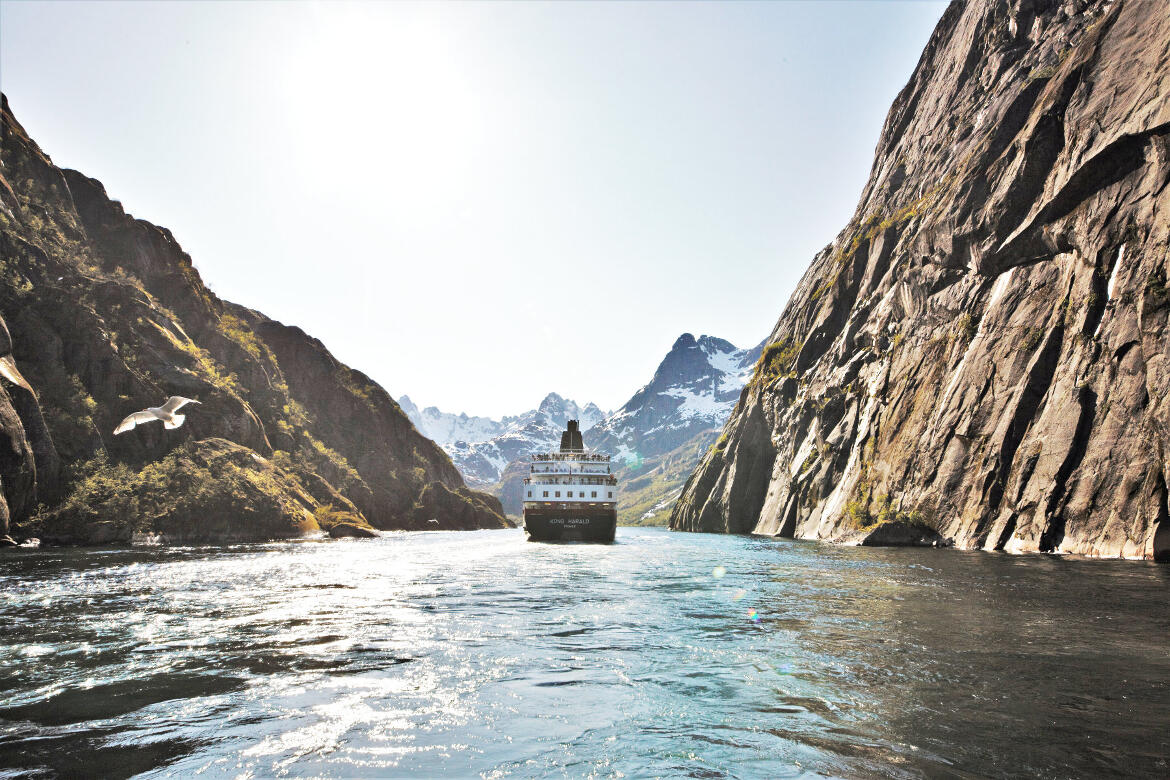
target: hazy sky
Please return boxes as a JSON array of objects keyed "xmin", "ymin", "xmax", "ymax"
[{"xmin": 2, "ymin": 0, "xmax": 946, "ymax": 418}]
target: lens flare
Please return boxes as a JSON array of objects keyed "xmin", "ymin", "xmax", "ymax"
[
  {"xmin": 732, "ymin": 589, "xmax": 746, "ymax": 601},
  {"xmin": 748, "ymin": 609, "xmax": 761, "ymax": 623},
  {"xmin": 712, "ymin": 566, "xmax": 726, "ymax": 578}
]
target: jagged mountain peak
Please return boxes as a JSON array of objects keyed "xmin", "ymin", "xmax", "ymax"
[
  {"xmin": 696, "ymin": 335, "xmax": 738, "ymax": 354},
  {"xmin": 397, "ymin": 392, "xmax": 609, "ymax": 484},
  {"xmin": 589, "ymin": 333, "xmax": 762, "ymax": 464},
  {"xmin": 536, "ymin": 392, "xmax": 570, "ymax": 418},
  {"xmin": 633, "ymin": 332, "xmax": 761, "ymax": 404},
  {"xmin": 485, "ymin": 332, "xmax": 765, "ymax": 523}
]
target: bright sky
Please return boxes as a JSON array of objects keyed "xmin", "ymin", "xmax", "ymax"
[{"xmin": 1, "ymin": 0, "xmax": 945, "ymax": 418}]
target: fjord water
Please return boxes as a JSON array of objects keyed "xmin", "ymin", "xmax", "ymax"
[{"xmin": 1, "ymin": 529, "xmax": 1168, "ymax": 779}]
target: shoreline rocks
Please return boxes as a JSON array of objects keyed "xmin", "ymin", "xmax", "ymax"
[{"xmin": 328, "ymin": 522, "xmax": 380, "ymax": 539}]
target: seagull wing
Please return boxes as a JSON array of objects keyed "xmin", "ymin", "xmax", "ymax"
[
  {"xmin": 160, "ymin": 396, "xmax": 199, "ymax": 413},
  {"xmin": 114, "ymin": 410, "xmax": 161, "ymax": 435}
]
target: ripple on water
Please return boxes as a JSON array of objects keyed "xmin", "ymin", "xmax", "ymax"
[{"xmin": 1, "ymin": 527, "xmax": 1169, "ymax": 778}]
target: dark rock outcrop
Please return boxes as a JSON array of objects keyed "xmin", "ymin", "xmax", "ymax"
[
  {"xmin": 411, "ymin": 481, "xmax": 508, "ymax": 530},
  {"xmin": 328, "ymin": 522, "xmax": 381, "ymax": 539},
  {"xmin": 0, "ymin": 94, "xmax": 510, "ymax": 543},
  {"xmin": 858, "ymin": 520, "xmax": 946, "ymax": 548},
  {"xmin": 672, "ymin": 0, "xmax": 1170, "ymax": 560}
]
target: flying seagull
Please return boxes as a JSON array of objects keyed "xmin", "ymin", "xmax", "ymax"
[{"xmin": 114, "ymin": 396, "xmax": 201, "ymax": 435}]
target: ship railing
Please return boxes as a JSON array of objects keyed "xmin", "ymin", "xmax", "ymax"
[
  {"xmin": 531, "ymin": 453, "xmax": 611, "ymax": 462},
  {"xmin": 524, "ymin": 477, "xmax": 617, "ymax": 486}
]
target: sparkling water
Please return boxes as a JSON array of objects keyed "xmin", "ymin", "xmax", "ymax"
[{"xmin": 1, "ymin": 528, "xmax": 1168, "ymax": 777}]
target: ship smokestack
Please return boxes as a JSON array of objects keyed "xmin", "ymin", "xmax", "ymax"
[{"xmin": 559, "ymin": 420, "xmax": 584, "ymax": 453}]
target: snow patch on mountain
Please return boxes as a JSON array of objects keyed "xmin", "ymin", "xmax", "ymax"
[
  {"xmin": 399, "ymin": 392, "xmax": 608, "ymax": 486},
  {"xmin": 659, "ymin": 386, "xmax": 732, "ymax": 422},
  {"xmin": 588, "ymin": 333, "xmax": 762, "ymax": 459},
  {"xmin": 398, "ymin": 395, "xmax": 512, "ymax": 446},
  {"xmin": 402, "ymin": 333, "xmax": 761, "ymax": 518}
]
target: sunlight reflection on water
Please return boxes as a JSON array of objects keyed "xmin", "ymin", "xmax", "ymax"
[{"xmin": 1, "ymin": 528, "xmax": 1169, "ymax": 778}]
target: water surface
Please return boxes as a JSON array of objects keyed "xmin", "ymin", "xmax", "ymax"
[{"xmin": 1, "ymin": 528, "xmax": 1168, "ymax": 778}]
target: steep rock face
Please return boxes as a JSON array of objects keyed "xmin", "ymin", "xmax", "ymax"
[
  {"xmin": 672, "ymin": 0, "xmax": 1170, "ymax": 560},
  {"xmin": 0, "ymin": 315, "xmax": 34, "ymax": 537},
  {"xmin": 0, "ymin": 380, "xmax": 32, "ymax": 538},
  {"xmin": 492, "ymin": 459, "xmax": 530, "ymax": 520},
  {"xmin": 0, "ymin": 94, "xmax": 509, "ymax": 542}
]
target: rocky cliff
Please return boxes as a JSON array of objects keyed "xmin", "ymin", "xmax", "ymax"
[
  {"xmin": 0, "ymin": 94, "xmax": 509, "ymax": 544},
  {"xmin": 671, "ymin": 0, "xmax": 1170, "ymax": 560}
]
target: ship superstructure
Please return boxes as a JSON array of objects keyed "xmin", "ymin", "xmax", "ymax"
[{"xmin": 522, "ymin": 420, "xmax": 617, "ymax": 542}]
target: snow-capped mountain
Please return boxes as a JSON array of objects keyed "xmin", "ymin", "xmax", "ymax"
[
  {"xmin": 397, "ymin": 396, "xmax": 513, "ymax": 446},
  {"xmin": 588, "ymin": 333, "xmax": 762, "ymax": 465},
  {"xmin": 399, "ymin": 392, "xmax": 606, "ymax": 486},
  {"xmin": 491, "ymin": 333, "xmax": 763, "ymax": 523},
  {"xmin": 404, "ymin": 334, "xmax": 760, "ymax": 519}
]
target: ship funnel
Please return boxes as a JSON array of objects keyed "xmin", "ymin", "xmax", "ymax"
[{"xmin": 559, "ymin": 420, "xmax": 584, "ymax": 453}]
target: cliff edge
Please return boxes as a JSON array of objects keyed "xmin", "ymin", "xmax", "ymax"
[
  {"xmin": 0, "ymin": 94, "xmax": 509, "ymax": 543},
  {"xmin": 671, "ymin": 0, "xmax": 1170, "ymax": 559}
]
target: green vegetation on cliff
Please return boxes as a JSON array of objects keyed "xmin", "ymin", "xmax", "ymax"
[{"xmin": 0, "ymin": 93, "xmax": 510, "ymax": 543}]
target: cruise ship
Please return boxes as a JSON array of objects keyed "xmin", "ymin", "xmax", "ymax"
[{"xmin": 522, "ymin": 420, "xmax": 617, "ymax": 542}]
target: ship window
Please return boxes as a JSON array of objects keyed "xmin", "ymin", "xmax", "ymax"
[
  {"xmin": 527, "ymin": 491, "xmax": 532, "ymax": 498},
  {"xmin": 591, "ymin": 491, "xmax": 597, "ymax": 498},
  {"xmin": 608, "ymin": 492, "xmax": 613, "ymax": 498},
  {"xmin": 555, "ymin": 491, "xmax": 561, "ymax": 498},
  {"xmin": 543, "ymin": 491, "xmax": 548, "ymax": 497}
]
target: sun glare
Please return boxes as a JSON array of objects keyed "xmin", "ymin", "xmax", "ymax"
[{"xmin": 279, "ymin": 5, "xmax": 482, "ymax": 221}]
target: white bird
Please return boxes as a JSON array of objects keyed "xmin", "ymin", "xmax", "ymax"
[{"xmin": 114, "ymin": 396, "xmax": 201, "ymax": 435}]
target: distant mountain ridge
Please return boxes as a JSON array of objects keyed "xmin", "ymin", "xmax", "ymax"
[
  {"xmin": 399, "ymin": 392, "xmax": 606, "ymax": 485},
  {"xmin": 397, "ymin": 396, "xmax": 514, "ymax": 447},
  {"xmin": 404, "ymin": 333, "xmax": 762, "ymax": 523},
  {"xmin": 402, "ymin": 333, "xmax": 762, "ymax": 523}
]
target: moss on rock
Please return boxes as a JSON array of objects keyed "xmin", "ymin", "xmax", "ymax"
[{"xmin": 34, "ymin": 438, "xmax": 323, "ymax": 545}]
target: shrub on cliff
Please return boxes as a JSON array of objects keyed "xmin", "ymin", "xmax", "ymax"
[{"xmin": 32, "ymin": 438, "xmax": 324, "ymax": 544}]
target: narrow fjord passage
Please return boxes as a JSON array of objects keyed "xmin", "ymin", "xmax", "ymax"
[{"xmin": 2, "ymin": 529, "xmax": 1168, "ymax": 778}]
